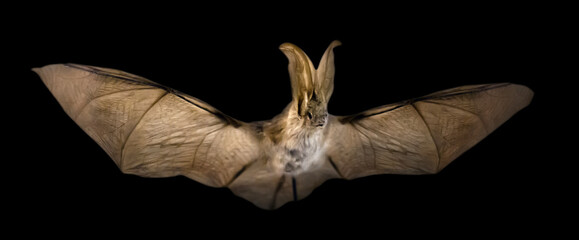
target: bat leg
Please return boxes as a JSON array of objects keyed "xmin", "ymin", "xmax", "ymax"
[
  {"xmin": 292, "ymin": 176, "xmax": 298, "ymax": 202},
  {"xmin": 271, "ymin": 176, "xmax": 286, "ymax": 209}
]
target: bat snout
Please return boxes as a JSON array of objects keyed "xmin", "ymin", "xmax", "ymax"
[
  {"xmin": 315, "ymin": 118, "xmax": 326, "ymax": 127},
  {"xmin": 313, "ymin": 115, "xmax": 327, "ymax": 128}
]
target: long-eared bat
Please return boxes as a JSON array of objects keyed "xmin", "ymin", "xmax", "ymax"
[{"xmin": 33, "ymin": 41, "xmax": 533, "ymax": 209}]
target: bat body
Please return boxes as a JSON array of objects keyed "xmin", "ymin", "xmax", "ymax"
[{"xmin": 34, "ymin": 41, "xmax": 533, "ymax": 209}]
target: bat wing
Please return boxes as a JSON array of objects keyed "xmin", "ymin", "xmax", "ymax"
[
  {"xmin": 325, "ymin": 83, "xmax": 533, "ymax": 179},
  {"xmin": 34, "ymin": 64, "xmax": 260, "ymax": 188}
]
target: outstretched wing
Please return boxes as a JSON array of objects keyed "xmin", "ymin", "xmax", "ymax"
[
  {"xmin": 325, "ymin": 83, "xmax": 533, "ymax": 179},
  {"xmin": 34, "ymin": 64, "xmax": 260, "ymax": 187}
]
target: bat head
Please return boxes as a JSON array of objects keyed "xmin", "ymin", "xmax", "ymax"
[{"xmin": 280, "ymin": 41, "xmax": 341, "ymax": 128}]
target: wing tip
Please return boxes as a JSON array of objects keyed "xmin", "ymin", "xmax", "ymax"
[
  {"xmin": 520, "ymin": 84, "xmax": 534, "ymax": 104},
  {"xmin": 31, "ymin": 65, "xmax": 51, "ymax": 75},
  {"xmin": 32, "ymin": 65, "xmax": 54, "ymax": 86},
  {"xmin": 507, "ymin": 83, "xmax": 534, "ymax": 108}
]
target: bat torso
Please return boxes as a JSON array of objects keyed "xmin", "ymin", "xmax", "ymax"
[
  {"xmin": 257, "ymin": 106, "xmax": 328, "ymax": 175},
  {"xmin": 274, "ymin": 126, "xmax": 325, "ymax": 175}
]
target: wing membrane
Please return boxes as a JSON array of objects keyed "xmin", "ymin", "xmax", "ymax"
[
  {"xmin": 34, "ymin": 64, "xmax": 259, "ymax": 187},
  {"xmin": 326, "ymin": 83, "xmax": 533, "ymax": 179}
]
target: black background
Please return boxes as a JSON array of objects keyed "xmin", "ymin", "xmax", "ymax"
[{"xmin": 6, "ymin": 3, "xmax": 568, "ymax": 236}]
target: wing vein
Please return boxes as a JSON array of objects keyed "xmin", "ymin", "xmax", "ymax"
[
  {"xmin": 65, "ymin": 64, "xmax": 234, "ymax": 124},
  {"xmin": 120, "ymin": 91, "xmax": 169, "ymax": 169},
  {"xmin": 65, "ymin": 64, "xmax": 165, "ymax": 89},
  {"xmin": 327, "ymin": 157, "xmax": 345, "ymax": 179},
  {"xmin": 172, "ymin": 92, "xmax": 240, "ymax": 127},
  {"xmin": 422, "ymin": 100, "xmax": 489, "ymax": 134},
  {"xmin": 191, "ymin": 125, "xmax": 226, "ymax": 168},
  {"xmin": 74, "ymin": 87, "xmax": 156, "ymax": 121},
  {"xmin": 344, "ymin": 83, "xmax": 512, "ymax": 123},
  {"xmin": 191, "ymin": 131, "xmax": 211, "ymax": 168},
  {"xmin": 414, "ymin": 83, "xmax": 511, "ymax": 101},
  {"xmin": 225, "ymin": 164, "xmax": 249, "ymax": 187},
  {"xmin": 350, "ymin": 122, "xmax": 376, "ymax": 169},
  {"xmin": 205, "ymin": 126, "xmax": 225, "ymax": 166},
  {"xmin": 410, "ymin": 103, "xmax": 441, "ymax": 171}
]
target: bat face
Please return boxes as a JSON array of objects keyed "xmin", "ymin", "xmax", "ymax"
[{"xmin": 302, "ymin": 93, "xmax": 328, "ymax": 128}]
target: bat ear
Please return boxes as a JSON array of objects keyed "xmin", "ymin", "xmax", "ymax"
[
  {"xmin": 316, "ymin": 40, "xmax": 341, "ymax": 103},
  {"xmin": 280, "ymin": 42, "xmax": 316, "ymax": 116}
]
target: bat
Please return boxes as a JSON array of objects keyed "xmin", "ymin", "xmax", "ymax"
[{"xmin": 33, "ymin": 40, "xmax": 533, "ymax": 209}]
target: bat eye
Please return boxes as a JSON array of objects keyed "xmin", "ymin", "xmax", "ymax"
[{"xmin": 306, "ymin": 112, "xmax": 313, "ymax": 120}]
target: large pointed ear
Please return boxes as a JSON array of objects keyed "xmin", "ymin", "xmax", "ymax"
[
  {"xmin": 280, "ymin": 42, "xmax": 316, "ymax": 116},
  {"xmin": 315, "ymin": 40, "xmax": 341, "ymax": 103}
]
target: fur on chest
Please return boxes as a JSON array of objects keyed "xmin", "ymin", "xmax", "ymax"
[{"xmin": 273, "ymin": 128, "xmax": 325, "ymax": 174}]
